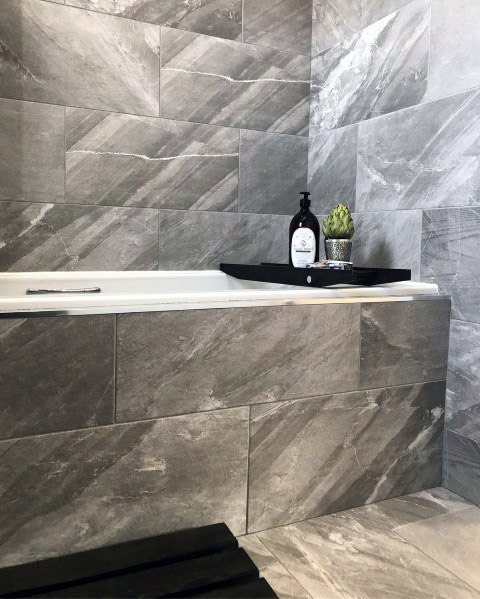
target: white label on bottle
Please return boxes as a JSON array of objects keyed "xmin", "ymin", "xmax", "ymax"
[{"xmin": 291, "ymin": 228, "xmax": 316, "ymax": 267}]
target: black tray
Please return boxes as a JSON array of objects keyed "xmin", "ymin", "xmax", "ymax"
[{"xmin": 220, "ymin": 263, "xmax": 411, "ymax": 288}]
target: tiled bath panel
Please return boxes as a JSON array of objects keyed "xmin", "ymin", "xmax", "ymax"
[
  {"xmin": 247, "ymin": 381, "xmax": 445, "ymax": 532},
  {"xmin": 0, "ymin": 316, "xmax": 114, "ymax": 440},
  {"xmin": 359, "ymin": 299, "xmax": 450, "ymax": 389},
  {"xmin": 0, "ymin": 0, "xmax": 160, "ymax": 115},
  {"xmin": 116, "ymin": 303, "xmax": 361, "ymax": 421},
  {"xmin": 65, "ymin": 0, "xmax": 242, "ymax": 41},
  {"xmin": 160, "ymin": 28, "xmax": 310, "ymax": 135},
  {"xmin": 0, "ymin": 408, "xmax": 249, "ymax": 566}
]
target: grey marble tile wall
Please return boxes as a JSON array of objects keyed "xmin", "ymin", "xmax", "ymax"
[
  {"xmin": 0, "ymin": 296, "xmax": 450, "ymax": 558},
  {"xmin": 310, "ymin": 0, "xmax": 480, "ymax": 504},
  {"xmin": 0, "ymin": 0, "xmax": 312, "ymax": 272}
]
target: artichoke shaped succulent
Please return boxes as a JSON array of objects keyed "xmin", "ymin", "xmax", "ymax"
[{"xmin": 322, "ymin": 204, "xmax": 355, "ymax": 240}]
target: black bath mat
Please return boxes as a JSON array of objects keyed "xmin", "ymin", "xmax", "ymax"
[{"xmin": 0, "ymin": 523, "xmax": 277, "ymax": 598}]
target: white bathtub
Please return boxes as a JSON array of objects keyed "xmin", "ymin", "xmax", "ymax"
[{"xmin": 0, "ymin": 271, "xmax": 442, "ymax": 316}]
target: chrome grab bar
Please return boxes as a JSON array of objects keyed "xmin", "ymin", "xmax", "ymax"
[{"xmin": 26, "ymin": 287, "xmax": 102, "ymax": 295}]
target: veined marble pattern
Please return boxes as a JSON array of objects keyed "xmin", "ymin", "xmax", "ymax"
[
  {"xmin": 362, "ymin": 0, "xmax": 416, "ymax": 27},
  {"xmin": 116, "ymin": 303, "xmax": 360, "ymax": 421},
  {"xmin": 158, "ymin": 211, "xmax": 290, "ymax": 269},
  {"xmin": 0, "ymin": 99, "xmax": 64, "ymax": 203},
  {"xmin": 238, "ymin": 131, "xmax": 308, "ymax": 215},
  {"xmin": 160, "ymin": 28, "xmax": 310, "ymax": 135},
  {"xmin": 398, "ymin": 507, "xmax": 480, "ymax": 593},
  {"xmin": 308, "ymin": 125, "xmax": 358, "ymax": 214},
  {"xmin": 66, "ymin": 0, "xmax": 242, "ymax": 40},
  {"xmin": 357, "ymin": 89, "xmax": 480, "ymax": 212},
  {"xmin": 0, "ymin": 0, "xmax": 159, "ymax": 115},
  {"xmin": 257, "ymin": 491, "xmax": 479, "ymax": 599},
  {"xmin": 248, "ymin": 382, "xmax": 445, "ymax": 532},
  {"xmin": 66, "ymin": 109, "xmax": 239, "ymax": 211},
  {"xmin": 238, "ymin": 536, "xmax": 311, "ymax": 599},
  {"xmin": 0, "ymin": 202, "xmax": 158, "ymax": 271},
  {"xmin": 421, "ymin": 208, "xmax": 480, "ymax": 324},
  {"xmin": 310, "ymin": 0, "xmax": 429, "ymax": 134},
  {"xmin": 311, "ymin": 0, "xmax": 362, "ymax": 56},
  {"xmin": 0, "ymin": 408, "xmax": 249, "ymax": 566},
  {"xmin": 447, "ymin": 320, "xmax": 480, "ymax": 443},
  {"xmin": 243, "ymin": 0, "xmax": 312, "ymax": 55},
  {"xmin": 428, "ymin": 0, "xmax": 480, "ymax": 101},
  {"xmin": 351, "ymin": 210, "xmax": 422, "ymax": 280},
  {"xmin": 444, "ymin": 430, "xmax": 480, "ymax": 507},
  {"xmin": 0, "ymin": 316, "xmax": 114, "ymax": 440},
  {"xmin": 359, "ymin": 300, "xmax": 450, "ymax": 389}
]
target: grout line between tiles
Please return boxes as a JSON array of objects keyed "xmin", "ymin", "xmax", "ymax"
[
  {"xmin": 0, "ymin": 378, "xmax": 447, "ymax": 444},
  {"xmin": 113, "ymin": 314, "xmax": 117, "ymax": 423},
  {"xmin": 245, "ymin": 405, "xmax": 251, "ymax": 535}
]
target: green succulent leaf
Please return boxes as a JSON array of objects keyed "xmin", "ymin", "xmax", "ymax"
[{"xmin": 322, "ymin": 203, "xmax": 355, "ymax": 240}]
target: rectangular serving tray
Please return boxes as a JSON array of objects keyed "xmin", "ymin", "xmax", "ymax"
[{"xmin": 220, "ymin": 263, "xmax": 411, "ymax": 288}]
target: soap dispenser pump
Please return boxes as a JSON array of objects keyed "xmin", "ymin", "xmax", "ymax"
[{"xmin": 289, "ymin": 192, "xmax": 320, "ymax": 267}]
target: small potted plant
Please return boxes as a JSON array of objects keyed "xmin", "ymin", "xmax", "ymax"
[{"xmin": 322, "ymin": 204, "xmax": 355, "ymax": 261}]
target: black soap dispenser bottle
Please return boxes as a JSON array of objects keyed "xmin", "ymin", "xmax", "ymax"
[{"xmin": 289, "ymin": 192, "xmax": 320, "ymax": 267}]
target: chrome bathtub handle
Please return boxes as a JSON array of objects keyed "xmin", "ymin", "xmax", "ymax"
[{"xmin": 26, "ymin": 287, "xmax": 102, "ymax": 295}]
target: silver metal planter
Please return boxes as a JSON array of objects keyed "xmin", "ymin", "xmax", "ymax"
[{"xmin": 325, "ymin": 239, "xmax": 352, "ymax": 261}]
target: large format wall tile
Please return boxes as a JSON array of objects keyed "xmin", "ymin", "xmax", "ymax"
[
  {"xmin": 158, "ymin": 211, "xmax": 290, "ymax": 269},
  {"xmin": 428, "ymin": 0, "xmax": 480, "ymax": 101},
  {"xmin": 66, "ymin": 0, "xmax": 242, "ymax": 40},
  {"xmin": 243, "ymin": 0, "xmax": 312, "ymax": 55},
  {"xmin": 116, "ymin": 303, "xmax": 360, "ymax": 421},
  {"xmin": 351, "ymin": 211, "xmax": 422, "ymax": 279},
  {"xmin": 311, "ymin": 0, "xmax": 362, "ymax": 56},
  {"xmin": 238, "ymin": 131, "xmax": 308, "ymax": 215},
  {"xmin": 0, "ymin": 99, "xmax": 64, "ymax": 203},
  {"xmin": 444, "ymin": 430, "xmax": 480, "ymax": 506},
  {"xmin": 360, "ymin": 300, "xmax": 450, "ymax": 388},
  {"xmin": 421, "ymin": 208, "xmax": 480, "ymax": 324},
  {"xmin": 66, "ymin": 109, "xmax": 239, "ymax": 211},
  {"xmin": 0, "ymin": 408, "xmax": 249, "ymax": 566},
  {"xmin": 0, "ymin": 0, "xmax": 159, "ymax": 115},
  {"xmin": 357, "ymin": 89, "xmax": 480, "ymax": 212},
  {"xmin": 160, "ymin": 28, "xmax": 310, "ymax": 135},
  {"xmin": 308, "ymin": 125, "xmax": 358, "ymax": 214},
  {"xmin": 0, "ymin": 202, "xmax": 158, "ymax": 271},
  {"xmin": 0, "ymin": 316, "xmax": 114, "ymax": 440},
  {"xmin": 310, "ymin": 0, "xmax": 429, "ymax": 134},
  {"xmin": 248, "ymin": 381, "xmax": 445, "ymax": 531},
  {"xmin": 446, "ymin": 320, "xmax": 480, "ymax": 442}
]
